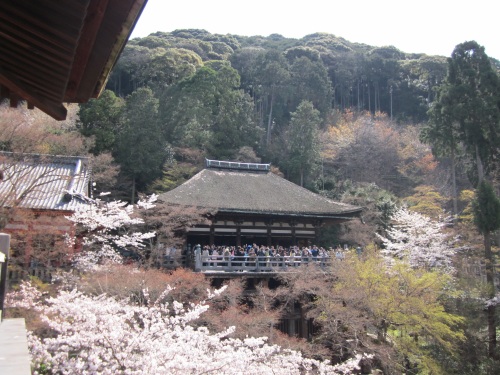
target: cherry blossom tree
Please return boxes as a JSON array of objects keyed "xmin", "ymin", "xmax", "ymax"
[
  {"xmin": 376, "ymin": 207, "xmax": 458, "ymax": 270},
  {"xmin": 7, "ymin": 281, "xmax": 370, "ymax": 375},
  {"xmin": 66, "ymin": 194, "xmax": 157, "ymax": 271},
  {"xmin": 7, "ymin": 194, "xmax": 373, "ymax": 374}
]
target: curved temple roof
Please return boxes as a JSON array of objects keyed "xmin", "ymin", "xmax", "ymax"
[{"xmin": 159, "ymin": 167, "xmax": 362, "ymax": 220}]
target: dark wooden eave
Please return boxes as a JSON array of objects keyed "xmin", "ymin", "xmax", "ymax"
[{"xmin": 0, "ymin": 0, "xmax": 147, "ymax": 120}]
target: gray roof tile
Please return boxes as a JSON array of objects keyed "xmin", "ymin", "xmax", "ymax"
[
  {"xmin": 159, "ymin": 168, "xmax": 361, "ymax": 219},
  {"xmin": 0, "ymin": 152, "xmax": 90, "ymax": 211}
]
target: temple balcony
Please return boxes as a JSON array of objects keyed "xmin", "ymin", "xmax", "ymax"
[{"xmin": 194, "ymin": 254, "xmax": 333, "ymax": 275}]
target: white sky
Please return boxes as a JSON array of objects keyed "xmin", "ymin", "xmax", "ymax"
[{"xmin": 131, "ymin": 0, "xmax": 500, "ymax": 60}]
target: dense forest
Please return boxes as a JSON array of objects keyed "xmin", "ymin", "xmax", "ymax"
[
  {"xmin": 77, "ymin": 29, "xmax": 497, "ymax": 202},
  {"xmin": 3, "ymin": 29, "xmax": 500, "ymax": 374}
]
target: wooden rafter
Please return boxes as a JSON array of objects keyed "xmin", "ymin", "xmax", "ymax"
[{"xmin": 0, "ymin": 0, "xmax": 148, "ymax": 120}]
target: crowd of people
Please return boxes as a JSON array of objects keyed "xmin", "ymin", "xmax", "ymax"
[{"xmin": 194, "ymin": 243, "xmax": 360, "ymax": 268}]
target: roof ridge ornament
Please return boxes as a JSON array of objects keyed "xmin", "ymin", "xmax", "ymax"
[{"xmin": 205, "ymin": 159, "xmax": 270, "ymax": 172}]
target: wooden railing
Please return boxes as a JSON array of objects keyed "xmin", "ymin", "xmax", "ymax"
[
  {"xmin": 7, "ymin": 266, "xmax": 55, "ymax": 283},
  {"xmin": 195, "ymin": 254, "xmax": 332, "ymax": 273}
]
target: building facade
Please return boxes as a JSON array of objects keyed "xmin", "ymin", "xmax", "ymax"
[{"xmin": 158, "ymin": 160, "xmax": 362, "ymax": 250}]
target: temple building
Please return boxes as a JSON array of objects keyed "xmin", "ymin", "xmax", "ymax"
[
  {"xmin": 158, "ymin": 160, "xmax": 362, "ymax": 249},
  {"xmin": 0, "ymin": 152, "xmax": 91, "ymax": 269}
]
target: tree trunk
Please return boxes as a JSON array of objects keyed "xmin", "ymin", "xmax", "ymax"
[
  {"xmin": 258, "ymin": 100, "xmax": 264, "ymax": 129},
  {"xmin": 266, "ymin": 91, "xmax": 274, "ymax": 146},
  {"xmin": 367, "ymin": 84, "xmax": 371, "ymax": 113},
  {"xmin": 131, "ymin": 177, "xmax": 136, "ymax": 204},
  {"xmin": 484, "ymin": 231, "xmax": 497, "ymax": 358},
  {"xmin": 477, "ymin": 148, "xmax": 496, "ymax": 359},
  {"xmin": 476, "ymin": 143, "xmax": 485, "ymax": 183},
  {"xmin": 357, "ymin": 80, "xmax": 360, "ymax": 112},
  {"xmin": 451, "ymin": 146, "xmax": 458, "ymax": 218}
]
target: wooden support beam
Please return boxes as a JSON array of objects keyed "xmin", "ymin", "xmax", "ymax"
[
  {"xmin": 0, "ymin": 69, "xmax": 67, "ymax": 120},
  {"xmin": 65, "ymin": 0, "xmax": 108, "ymax": 100}
]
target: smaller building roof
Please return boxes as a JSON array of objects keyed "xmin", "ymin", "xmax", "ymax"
[
  {"xmin": 0, "ymin": 152, "xmax": 91, "ymax": 211},
  {"xmin": 159, "ymin": 163, "xmax": 361, "ymax": 220}
]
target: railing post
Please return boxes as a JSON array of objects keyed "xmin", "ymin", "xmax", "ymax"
[
  {"xmin": 0, "ymin": 233, "xmax": 11, "ymax": 322},
  {"xmin": 194, "ymin": 251, "xmax": 201, "ymax": 272}
]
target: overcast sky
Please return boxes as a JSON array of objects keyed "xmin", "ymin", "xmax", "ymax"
[{"xmin": 131, "ymin": 0, "xmax": 499, "ymax": 60}]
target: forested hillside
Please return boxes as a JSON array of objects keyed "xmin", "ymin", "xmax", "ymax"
[
  {"xmin": 109, "ymin": 29, "xmax": 447, "ymax": 121},
  {"xmin": 79, "ymin": 30, "xmax": 496, "ymax": 204},
  {"xmin": 87, "ymin": 30, "xmax": 478, "ymax": 197}
]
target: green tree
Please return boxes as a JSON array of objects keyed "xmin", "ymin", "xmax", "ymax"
[
  {"xmin": 444, "ymin": 41, "xmax": 500, "ymax": 183},
  {"xmin": 422, "ymin": 90, "xmax": 462, "ymax": 217},
  {"xmin": 159, "ymin": 62, "xmax": 259, "ymax": 159},
  {"xmin": 361, "ymin": 48, "xmax": 401, "ymax": 115},
  {"xmin": 114, "ymin": 87, "xmax": 166, "ymax": 202},
  {"xmin": 405, "ymin": 185, "xmax": 447, "ymax": 219},
  {"xmin": 315, "ymin": 249, "xmax": 464, "ymax": 374},
  {"xmin": 205, "ymin": 62, "xmax": 259, "ymax": 159},
  {"xmin": 401, "ymin": 55, "xmax": 447, "ymax": 104},
  {"xmin": 106, "ymin": 44, "xmax": 154, "ymax": 96},
  {"xmin": 289, "ymin": 56, "xmax": 332, "ymax": 121},
  {"xmin": 77, "ymin": 90, "xmax": 125, "ymax": 155},
  {"xmin": 474, "ymin": 181, "xmax": 500, "ymax": 233},
  {"xmin": 284, "ymin": 46, "xmax": 321, "ymax": 63},
  {"xmin": 432, "ymin": 40, "xmax": 500, "ymax": 359},
  {"xmin": 208, "ymin": 95, "xmax": 257, "ymax": 158},
  {"xmin": 134, "ymin": 48, "xmax": 203, "ymax": 95},
  {"xmin": 160, "ymin": 66, "xmax": 215, "ymax": 148},
  {"xmin": 285, "ymin": 101, "xmax": 320, "ymax": 186},
  {"xmin": 252, "ymin": 50, "xmax": 290, "ymax": 146},
  {"xmin": 473, "ymin": 180, "xmax": 500, "ymax": 358}
]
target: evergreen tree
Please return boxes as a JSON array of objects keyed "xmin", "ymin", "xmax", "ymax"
[
  {"xmin": 77, "ymin": 90, "xmax": 125, "ymax": 155},
  {"xmin": 441, "ymin": 41, "xmax": 500, "ymax": 183},
  {"xmin": 289, "ymin": 56, "xmax": 332, "ymax": 122},
  {"xmin": 159, "ymin": 62, "xmax": 259, "ymax": 159},
  {"xmin": 252, "ymin": 50, "xmax": 290, "ymax": 146},
  {"xmin": 431, "ymin": 40, "xmax": 500, "ymax": 359},
  {"xmin": 114, "ymin": 87, "xmax": 166, "ymax": 202},
  {"xmin": 423, "ymin": 89, "xmax": 462, "ymax": 216},
  {"xmin": 473, "ymin": 180, "xmax": 500, "ymax": 358},
  {"xmin": 285, "ymin": 101, "xmax": 320, "ymax": 187}
]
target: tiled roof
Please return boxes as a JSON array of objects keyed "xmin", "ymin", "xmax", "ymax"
[
  {"xmin": 158, "ymin": 167, "xmax": 362, "ymax": 219},
  {"xmin": 0, "ymin": 152, "xmax": 91, "ymax": 211}
]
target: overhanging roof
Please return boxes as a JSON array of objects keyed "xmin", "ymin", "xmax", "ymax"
[
  {"xmin": 0, "ymin": 0, "xmax": 147, "ymax": 120},
  {"xmin": 158, "ymin": 167, "xmax": 362, "ymax": 220}
]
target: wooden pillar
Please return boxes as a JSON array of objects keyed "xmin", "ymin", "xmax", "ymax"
[
  {"xmin": 300, "ymin": 305, "xmax": 308, "ymax": 339},
  {"xmin": 290, "ymin": 221, "xmax": 297, "ymax": 246},
  {"xmin": 25, "ymin": 223, "xmax": 34, "ymax": 266},
  {"xmin": 0, "ymin": 233, "xmax": 11, "ymax": 321},
  {"xmin": 288, "ymin": 319, "xmax": 295, "ymax": 336},
  {"xmin": 235, "ymin": 219, "xmax": 243, "ymax": 247},
  {"xmin": 313, "ymin": 220, "xmax": 323, "ymax": 244},
  {"xmin": 209, "ymin": 226, "xmax": 214, "ymax": 246},
  {"xmin": 236, "ymin": 227, "xmax": 241, "ymax": 247},
  {"xmin": 266, "ymin": 219, "xmax": 273, "ymax": 246}
]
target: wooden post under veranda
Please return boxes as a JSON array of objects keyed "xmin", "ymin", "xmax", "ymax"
[{"xmin": 0, "ymin": 233, "xmax": 11, "ymax": 321}]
